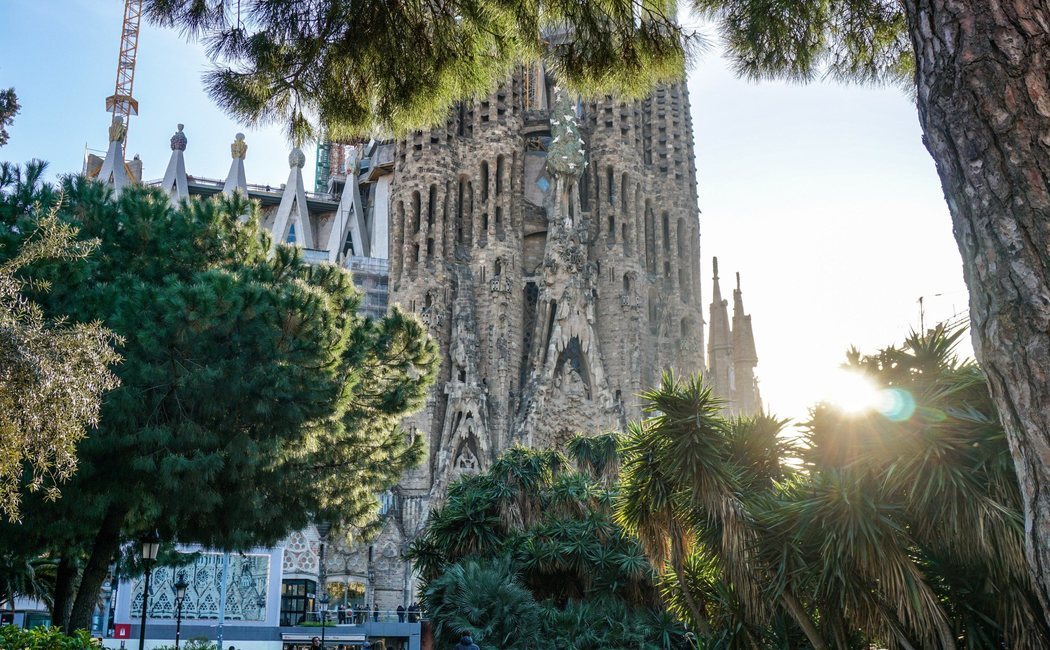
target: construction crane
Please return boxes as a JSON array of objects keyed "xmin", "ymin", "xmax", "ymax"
[{"xmin": 105, "ymin": 0, "xmax": 144, "ymax": 144}]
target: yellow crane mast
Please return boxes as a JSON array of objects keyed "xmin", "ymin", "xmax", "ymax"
[{"xmin": 105, "ymin": 0, "xmax": 143, "ymax": 144}]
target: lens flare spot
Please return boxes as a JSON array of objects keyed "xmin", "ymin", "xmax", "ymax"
[{"xmin": 877, "ymin": 388, "xmax": 916, "ymax": 422}]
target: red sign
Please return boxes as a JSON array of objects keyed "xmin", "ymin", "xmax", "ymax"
[{"xmin": 113, "ymin": 625, "xmax": 131, "ymax": 639}]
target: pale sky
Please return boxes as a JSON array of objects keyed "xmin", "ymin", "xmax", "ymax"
[{"xmin": 1, "ymin": 1, "xmax": 971, "ymax": 424}]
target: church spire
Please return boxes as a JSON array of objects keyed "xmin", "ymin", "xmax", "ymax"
[
  {"xmin": 732, "ymin": 272, "xmax": 761, "ymax": 415},
  {"xmin": 222, "ymin": 133, "xmax": 248, "ymax": 196},
  {"xmin": 160, "ymin": 124, "xmax": 189, "ymax": 205},
  {"xmin": 269, "ymin": 147, "xmax": 314, "ymax": 249},
  {"xmin": 707, "ymin": 257, "xmax": 734, "ymax": 408},
  {"xmin": 97, "ymin": 116, "xmax": 130, "ymax": 194}
]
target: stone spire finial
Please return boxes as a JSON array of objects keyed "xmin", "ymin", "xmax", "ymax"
[
  {"xmin": 170, "ymin": 124, "xmax": 187, "ymax": 151},
  {"xmin": 713, "ymin": 256, "xmax": 720, "ymax": 280},
  {"xmin": 99, "ymin": 117, "xmax": 130, "ymax": 193},
  {"xmin": 289, "ymin": 147, "xmax": 306, "ymax": 169},
  {"xmin": 108, "ymin": 116, "xmax": 126, "ymax": 144},
  {"xmin": 270, "ymin": 147, "xmax": 314, "ymax": 248},
  {"xmin": 736, "ymin": 271, "xmax": 740, "ymax": 292},
  {"xmin": 231, "ymin": 133, "xmax": 247, "ymax": 160},
  {"xmin": 161, "ymin": 124, "xmax": 189, "ymax": 204}
]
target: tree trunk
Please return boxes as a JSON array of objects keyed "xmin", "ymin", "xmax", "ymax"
[
  {"xmin": 778, "ymin": 590, "xmax": 828, "ymax": 650},
  {"xmin": 51, "ymin": 554, "xmax": 79, "ymax": 632},
  {"xmin": 901, "ymin": 0, "xmax": 1050, "ymax": 625},
  {"xmin": 66, "ymin": 504, "xmax": 128, "ymax": 633}
]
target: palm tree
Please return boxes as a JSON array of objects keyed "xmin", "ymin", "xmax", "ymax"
[
  {"xmin": 615, "ymin": 373, "xmax": 829, "ymax": 648},
  {"xmin": 792, "ymin": 324, "xmax": 1047, "ymax": 647},
  {"xmin": 0, "ymin": 554, "xmax": 56, "ymax": 611},
  {"xmin": 409, "ymin": 443, "xmax": 689, "ymax": 649}
]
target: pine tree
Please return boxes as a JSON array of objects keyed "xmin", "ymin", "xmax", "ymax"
[
  {"xmin": 0, "ymin": 89, "xmax": 17, "ymax": 148},
  {"xmin": 0, "ymin": 173, "xmax": 438, "ymax": 632},
  {"xmin": 142, "ymin": 0, "xmax": 687, "ymax": 142}
]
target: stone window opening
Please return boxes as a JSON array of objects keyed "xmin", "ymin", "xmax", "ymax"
[
  {"xmin": 412, "ymin": 191, "xmax": 421, "ymax": 233},
  {"xmin": 456, "ymin": 180, "xmax": 466, "ymax": 244},
  {"xmin": 622, "ymin": 223, "xmax": 630, "ymax": 255},
  {"xmin": 621, "ymin": 173, "xmax": 629, "ymax": 213},
  {"xmin": 494, "ymin": 258, "xmax": 503, "ymax": 276},
  {"xmin": 457, "ymin": 103, "xmax": 467, "ymax": 137},
  {"xmin": 606, "ymin": 167, "xmax": 614, "ymax": 205},
  {"xmin": 661, "ymin": 212, "xmax": 670, "ymax": 252},
  {"xmin": 496, "ymin": 155, "xmax": 505, "ymax": 195},
  {"xmin": 623, "ymin": 273, "xmax": 631, "ymax": 295},
  {"xmin": 427, "ymin": 185, "xmax": 438, "ymax": 227},
  {"xmin": 412, "ymin": 243, "xmax": 420, "ymax": 264},
  {"xmin": 481, "ymin": 161, "xmax": 490, "ymax": 202},
  {"xmin": 608, "ymin": 213, "xmax": 615, "ymax": 239},
  {"xmin": 427, "ymin": 237, "xmax": 435, "ymax": 258}
]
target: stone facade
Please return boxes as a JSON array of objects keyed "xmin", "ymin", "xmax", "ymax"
[{"xmin": 355, "ymin": 68, "xmax": 715, "ymax": 608}]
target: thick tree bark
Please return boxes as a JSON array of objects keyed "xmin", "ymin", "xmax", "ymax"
[
  {"xmin": 51, "ymin": 554, "xmax": 79, "ymax": 631},
  {"xmin": 900, "ymin": 0, "xmax": 1050, "ymax": 625},
  {"xmin": 66, "ymin": 504, "xmax": 129, "ymax": 633}
]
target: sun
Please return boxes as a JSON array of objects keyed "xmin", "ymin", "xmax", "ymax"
[{"xmin": 822, "ymin": 368, "xmax": 884, "ymax": 413}]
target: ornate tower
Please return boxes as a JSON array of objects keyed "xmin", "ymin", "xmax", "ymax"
[
  {"xmin": 355, "ymin": 68, "xmax": 708, "ymax": 608},
  {"xmin": 707, "ymin": 259, "xmax": 762, "ymax": 415}
]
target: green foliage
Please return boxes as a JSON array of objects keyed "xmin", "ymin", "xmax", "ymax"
[
  {"xmin": 0, "ymin": 626, "xmax": 93, "ymax": 650},
  {"xmin": 151, "ymin": 637, "xmax": 214, "ymax": 650},
  {"xmin": 425, "ymin": 558, "xmax": 541, "ymax": 650},
  {"xmin": 0, "ymin": 161, "xmax": 119, "ymax": 520},
  {"xmin": 0, "ymin": 166, "xmax": 437, "ymax": 631},
  {"xmin": 143, "ymin": 0, "xmax": 688, "ymax": 141},
  {"xmin": 616, "ymin": 326, "xmax": 1048, "ymax": 648},
  {"xmin": 0, "ymin": 89, "xmax": 17, "ymax": 147},
  {"xmin": 0, "ymin": 555, "xmax": 57, "ymax": 609},
  {"xmin": 692, "ymin": 0, "xmax": 913, "ymax": 86},
  {"xmin": 409, "ymin": 440, "xmax": 690, "ymax": 650}
]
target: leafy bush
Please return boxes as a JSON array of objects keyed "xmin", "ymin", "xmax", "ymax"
[{"xmin": 0, "ymin": 626, "xmax": 93, "ymax": 650}]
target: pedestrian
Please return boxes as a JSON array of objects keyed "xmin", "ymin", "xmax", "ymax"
[
  {"xmin": 372, "ymin": 604, "xmax": 379, "ymax": 622},
  {"xmin": 310, "ymin": 637, "xmax": 321, "ymax": 650},
  {"xmin": 337, "ymin": 604, "xmax": 345, "ymax": 624},
  {"xmin": 355, "ymin": 603, "xmax": 365, "ymax": 625},
  {"xmin": 396, "ymin": 604, "xmax": 405, "ymax": 623}
]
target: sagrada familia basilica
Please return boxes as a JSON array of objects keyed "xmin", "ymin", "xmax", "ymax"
[{"xmin": 90, "ymin": 66, "xmax": 761, "ymax": 611}]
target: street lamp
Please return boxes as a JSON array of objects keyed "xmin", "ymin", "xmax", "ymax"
[
  {"xmin": 173, "ymin": 572, "xmax": 189, "ymax": 650},
  {"xmin": 138, "ymin": 531, "xmax": 161, "ymax": 650},
  {"xmin": 318, "ymin": 593, "xmax": 330, "ymax": 650}
]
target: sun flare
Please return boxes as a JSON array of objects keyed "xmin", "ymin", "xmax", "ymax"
[{"xmin": 822, "ymin": 369, "xmax": 884, "ymax": 413}]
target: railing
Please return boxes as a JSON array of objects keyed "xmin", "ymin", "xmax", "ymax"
[
  {"xmin": 348, "ymin": 256, "xmax": 390, "ymax": 275},
  {"xmin": 302, "ymin": 248, "xmax": 330, "ymax": 264},
  {"xmin": 295, "ymin": 609, "xmax": 426, "ymax": 626}
]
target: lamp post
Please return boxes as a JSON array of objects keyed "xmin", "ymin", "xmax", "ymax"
[
  {"xmin": 318, "ymin": 594, "xmax": 330, "ymax": 650},
  {"xmin": 138, "ymin": 531, "xmax": 161, "ymax": 650},
  {"xmin": 173, "ymin": 572, "xmax": 189, "ymax": 650}
]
